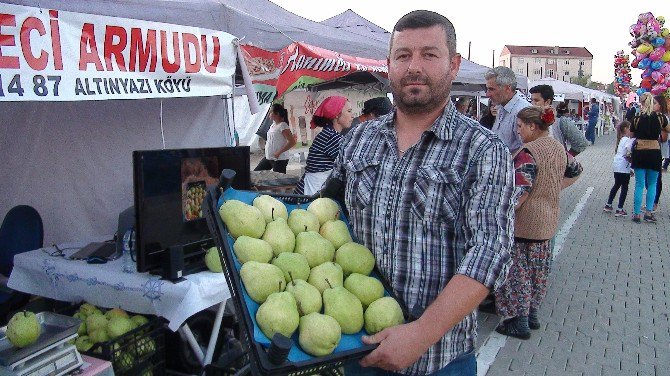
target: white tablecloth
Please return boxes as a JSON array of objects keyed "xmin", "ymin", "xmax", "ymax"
[{"xmin": 8, "ymin": 245, "xmax": 231, "ymax": 331}]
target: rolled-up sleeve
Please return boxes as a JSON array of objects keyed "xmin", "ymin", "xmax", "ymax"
[{"xmin": 457, "ymin": 138, "xmax": 515, "ymax": 291}]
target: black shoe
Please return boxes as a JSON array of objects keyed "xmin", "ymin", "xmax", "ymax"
[
  {"xmin": 478, "ymin": 300, "xmax": 497, "ymax": 314},
  {"xmin": 644, "ymin": 213, "xmax": 657, "ymax": 223},
  {"xmin": 495, "ymin": 317, "xmax": 531, "ymax": 340},
  {"xmin": 528, "ymin": 309, "xmax": 540, "ymax": 330}
]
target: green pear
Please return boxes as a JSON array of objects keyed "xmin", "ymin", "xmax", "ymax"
[
  {"xmin": 307, "ymin": 262, "xmax": 343, "ymax": 294},
  {"xmin": 233, "ymin": 236, "xmax": 273, "ymax": 264},
  {"xmin": 323, "ymin": 286, "xmax": 364, "ymax": 334},
  {"xmin": 136, "ymin": 337, "xmax": 157, "ymax": 357},
  {"xmin": 307, "ymin": 197, "xmax": 340, "ymax": 225},
  {"xmin": 106, "ymin": 316, "xmax": 134, "ymax": 339},
  {"xmin": 298, "ymin": 313, "xmax": 341, "ymax": 356},
  {"xmin": 130, "ymin": 315, "xmax": 149, "ymax": 328},
  {"xmin": 219, "ymin": 199, "xmax": 266, "ymax": 239},
  {"xmin": 75, "ymin": 335, "xmax": 94, "ymax": 352},
  {"xmin": 287, "ymin": 209, "xmax": 320, "ymax": 235},
  {"xmin": 256, "ymin": 292, "xmax": 300, "ymax": 339},
  {"xmin": 272, "ymin": 253, "xmax": 310, "ymax": 282},
  {"xmin": 344, "ymin": 273, "xmax": 385, "ymax": 309},
  {"xmin": 89, "ymin": 328, "xmax": 110, "ymax": 343},
  {"xmin": 319, "ymin": 220, "xmax": 353, "ymax": 249},
  {"xmin": 79, "ymin": 303, "xmax": 98, "ymax": 316},
  {"xmin": 6, "ymin": 311, "xmax": 40, "ymax": 348},
  {"xmin": 86, "ymin": 313, "xmax": 108, "ymax": 335},
  {"xmin": 115, "ymin": 351, "xmax": 135, "ymax": 372},
  {"xmin": 77, "ymin": 321, "xmax": 87, "ymax": 336},
  {"xmin": 262, "ymin": 217, "xmax": 295, "ymax": 256},
  {"xmin": 285, "ymin": 279, "xmax": 322, "ymax": 316},
  {"xmin": 240, "ymin": 261, "xmax": 286, "ymax": 303},
  {"xmin": 335, "ymin": 242, "xmax": 375, "ymax": 276},
  {"xmin": 205, "ymin": 246, "xmax": 223, "ymax": 272},
  {"xmin": 105, "ymin": 308, "xmax": 129, "ymax": 320},
  {"xmin": 253, "ymin": 195, "xmax": 289, "ymax": 223},
  {"xmin": 364, "ymin": 297, "xmax": 405, "ymax": 334},
  {"xmin": 294, "ymin": 231, "xmax": 335, "ymax": 268}
]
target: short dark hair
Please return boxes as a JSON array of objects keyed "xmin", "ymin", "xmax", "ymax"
[
  {"xmin": 529, "ymin": 85, "xmax": 554, "ymax": 103},
  {"xmin": 654, "ymin": 95, "xmax": 668, "ymax": 115},
  {"xmin": 391, "ymin": 10, "xmax": 457, "ymax": 56}
]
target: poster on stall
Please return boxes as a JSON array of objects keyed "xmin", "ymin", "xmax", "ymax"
[
  {"xmin": 241, "ymin": 42, "xmax": 388, "ymax": 99},
  {"xmin": 0, "ymin": 3, "xmax": 237, "ymax": 101}
]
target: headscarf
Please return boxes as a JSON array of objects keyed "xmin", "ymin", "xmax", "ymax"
[{"xmin": 310, "ymin": 96, "xmax": 347, "ymax": 129}]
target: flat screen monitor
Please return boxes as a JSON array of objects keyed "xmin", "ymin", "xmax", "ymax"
[{"xmin": 133, "ymin": 146, "xmax": 250, "ymax": 274}]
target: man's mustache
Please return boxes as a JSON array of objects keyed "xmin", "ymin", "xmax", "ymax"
[{"xmin": 400, "ymin": 75, "xmax": 429, "ymax": 85}]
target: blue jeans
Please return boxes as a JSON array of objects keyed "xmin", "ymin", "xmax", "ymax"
[
  {"xmin": 585, "ymin": 122, "xmax": 596, "ymax": 144},
  {"xmin": 633, "ymin": 168, "xmax": 659, "ymax": 215},
  {"xmin": 343, "ymin": 351, "xmax": 476, "ymax": 376}
]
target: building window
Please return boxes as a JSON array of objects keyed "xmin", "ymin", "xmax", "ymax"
[
  {"xmin": 518, "ymin": 68, "xmax": 524, "ymax": 74},
  {"xmin": 535, "ymin": 58, "xmax": 541, "ymax": 63},
  {"xmin": 565, "ymin": 60, "xmax": 570, "ymax": 65},
  {"xmin": 548, "ymin": 59, "xmax": 555, "ymax": 64},
  {"xmin": 579, "ymin": 60, "xmax": 585, "ymax": 66},
  {"xmin": 564, "ymin": 71, "xmax": 570, "ymax": 76},
  {"xmin": 533, "ymin": 69, "xmax": 541, "ymax": 75},
  {"xmin": 518, "ymin": 57, "xmax": 524, "ymax": 62},
  {"xmin": 531, "ymin": 49, "xmax": 537, "ymax": 54},
  {"xmin": 548, "ymin": 69, "xmax": 554, "ymax": 77}
]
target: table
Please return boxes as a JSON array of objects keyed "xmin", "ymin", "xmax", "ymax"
[{"xmin": 8, "ymin": 243, "xmax": 232, "ymax": 367}]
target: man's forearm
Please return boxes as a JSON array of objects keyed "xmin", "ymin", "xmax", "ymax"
[{"xmin": 415, "ymin": 274, "xmax": 490, "ymax": 346}]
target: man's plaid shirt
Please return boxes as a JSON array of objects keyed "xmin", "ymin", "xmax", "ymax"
[{"xmin": 332, "ymin": 102, "xmax": 515, "ymax": 375}]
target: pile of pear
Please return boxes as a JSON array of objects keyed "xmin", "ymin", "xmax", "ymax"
[{"xmin": 219, "ymin": 196, "xmax": 405, "ymax": 357}]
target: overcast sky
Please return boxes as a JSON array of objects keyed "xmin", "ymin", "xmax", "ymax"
[{"xmin": 270, "ymin": 1, "xmax": 670, "ymax": 86}]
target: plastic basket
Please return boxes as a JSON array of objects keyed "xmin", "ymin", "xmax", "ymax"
[{"xmin": 202, "ymin": 171, "xmax": 410, "ymax": 376}]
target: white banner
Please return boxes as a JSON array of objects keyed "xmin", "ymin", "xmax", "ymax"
[{"xmin": 0, "ymin": 3, "xmax": 236, "ymax": 101}]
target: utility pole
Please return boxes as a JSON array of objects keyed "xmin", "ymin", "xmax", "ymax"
[
  {"xmin": 526, "ymin": 62, "xmax": 529, "ymax": 78},
  {"xmin": 492, "ymin": 49, "xmax": 495, "ymax": 67},
  {"xmin": 468, "ymin": 41, "xmax": 471, "ymax": 60}
]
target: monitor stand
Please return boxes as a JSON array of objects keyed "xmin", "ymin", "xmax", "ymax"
[{"xmin": 160, "ymin": 238, "xmax": 212, "ymax": 283}]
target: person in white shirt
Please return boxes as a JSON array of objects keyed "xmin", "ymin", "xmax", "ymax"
[
  {"xmin": 485, "ymin": 66, "xmax": 530, "ymax": 154},
  {"xmin": 604, "ymin": 121, "xmax": 634, "ymax": 217},
  {"xmin": 254, "ymin": 104, "xmax": 296, "ymax": 173}
]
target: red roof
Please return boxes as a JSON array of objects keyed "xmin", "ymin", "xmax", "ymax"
[{"xmin": 502, "ymin": 45, "xmax": 593, "ymax": 59}]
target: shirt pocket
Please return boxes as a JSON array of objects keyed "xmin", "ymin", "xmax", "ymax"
[
  {"xmin": 411, "ymin": 166, "xmax": 462, "ymax": 223},
  {"xmin": 344, "ymin": 159, "xmax": 380, "ymax": 210}
]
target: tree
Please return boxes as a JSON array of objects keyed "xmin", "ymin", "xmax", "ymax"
[{"xmin": 570, "ymin": 75, "xmax": 590, "ymax": 87}]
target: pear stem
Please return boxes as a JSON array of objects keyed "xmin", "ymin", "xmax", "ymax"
[
  {"xmin": 325, "ymin": 278, "xmax": 333, "ymax": 289},
  {"xmin": 278, "ymin": 281, "xmax": 283, "ymax": 291},
  {"xmin": 304, "ymin": 225, "xmax": 307, "ymax": 232},
  {"xmin": 272, "ymin": 207, "xmax": 275, "ymax": 221}
]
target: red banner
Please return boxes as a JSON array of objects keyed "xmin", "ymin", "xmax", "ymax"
[{"xmin": 241, "ymin": 42, "xmax": 387, "ymax": 98}]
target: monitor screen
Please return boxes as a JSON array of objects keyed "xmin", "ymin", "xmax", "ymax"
[{"xmin": 133, "ymin": 146, "xmax": 250, "ymax": 274}]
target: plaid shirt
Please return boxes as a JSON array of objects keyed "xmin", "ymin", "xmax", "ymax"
[{"xmin": 332, "ymin": 102, "xmax": 514, "ymax": 375}]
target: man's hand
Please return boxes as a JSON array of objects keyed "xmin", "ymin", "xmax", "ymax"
[{"xmin": 358, "ymin": 320, "xmax": 431, "ymax": 371}]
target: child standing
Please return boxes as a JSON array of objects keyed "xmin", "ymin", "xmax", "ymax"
[{"xmin": 604, "ymin": 121, "xmax": 634, "ymax": 216}]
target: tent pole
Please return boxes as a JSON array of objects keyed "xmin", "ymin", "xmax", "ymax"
[{"xmin": 160, "ymin": 99, "xmax": 166, "ymax": 149}]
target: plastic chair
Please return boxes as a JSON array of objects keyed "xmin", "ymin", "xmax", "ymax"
[{"xmin": 0, "ymin": 205, "xmax": 43, "ymax": 324}]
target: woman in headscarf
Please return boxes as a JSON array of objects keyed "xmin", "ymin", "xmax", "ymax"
[
  {"xmin": 495, "ymin": 106, "xmax": 583, "ymax": 340},
  {"xmin": 629, "ymin": 93, "xmax": 669, "ymax": 223},
  {"xmin": 294, "ymin": 96, "xmax": 353, "ymax": 195}
]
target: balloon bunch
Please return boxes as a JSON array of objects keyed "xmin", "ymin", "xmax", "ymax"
[
  {"xmin": 613, "ymin": 51, "xmax": 632, "ymax": 96},
  {"xmin": 629, "ymin": 12, "xmax": 670, "ymax": 97}
]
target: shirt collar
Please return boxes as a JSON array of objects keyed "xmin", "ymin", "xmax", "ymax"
[
  {"xmin": 502, "ymin": 94, "xmax": 521, "ymax": 113},
  {"xmin": 380, "ymin": 101, "xmax": 457, "ymax": 141}
]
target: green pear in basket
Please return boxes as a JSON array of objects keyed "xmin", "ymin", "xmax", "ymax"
[
  {"xmin": 285, "ymin": 278, "xmax": 322, "ymax": 316},
  {"xmin": 272, "ymin": 253, "xmax": 310, "ymax": 282},
  {"xmin": 115, "ymin": 351, "xmax": 135, "ymax": 373},
  {"xmin": 89, "ymin": 328, "xmax": 110, "ymax": 344},
  {"xmin": 294, "ymin": 231, "xmax": 335, "ymax": 268},
  {"xmin": 136, "ymin": 337, "xmax": 157, "ymax": 357},
  {"xmin": 287, "ymin": 209, "xmax": 320, "ymax": 235},
  {"xmin": 323, "ymin": 283, "xmax": 364, "ymax": 334},
  {"xmin": 79, "ymin": 303, "xmax": 101, "ymax": 318},
  {"xmin": 130, "ymin": 315, "xmax": 149, "ymax": 329},
  {"xmin": 344, "ymin": 273, "xmax": 384, "ymax": 309},
  {"xmin": 253, "ymin": 195, "xmax": 289, "ymax": 223},
  {"xmin": 107, "ymin": 316, "xmax": 134, "ymax": 339},
  {"xmin": 364, "ymin": 297, "xmax": 405, "ymax": 334},
  {"xmin": 240, "ymin": 261, "xmax": 286, "ymax": 303},
  {"xmin": 319, "ymin": 220, "xmax": 353, "ymax": 250},
  {"xmin": 307, "ymin": 197, "xmax": 340, "ymax": 226},
  {"xmin": 233, "ymin": 236, "xmax": 273, "ymax": 264},
  {"xmin": 335, "ymin": 242, "xmax": 375, "ymax": 277},
  {"xmin": 75, "ymin": 336, "xmax": 94, "ymax": 352},
  {"xmin": 298, "ymin": 313, "xmax": 341, "ymax": 357},
  {"xmin": 262, "ymin": 217, "xmax": 295, "ymax": 256},
  {"xmin": 6, "ymin": 311, "xmax": 41, "ymax": 348},
  {"xmin": 219, "ymin": 200, "xmax": 266, "ymax": 239},
  {"xmin": 105, "ymin": 308, "xmax": 129, "ymax": 320},
  {"xmin": 256, "ymin": 291, "xmax": 300, "ymax": 339},
  {"xmin": 204, "ymin": 246, "xmax": 224, "ymax": 272},
  {"xmin": 86, "ymin": 313, "xmax": 108, "ymax": 335},
  {"xmin": 307, "ymin": 262, "xmax": 343, "ymax": 294}
]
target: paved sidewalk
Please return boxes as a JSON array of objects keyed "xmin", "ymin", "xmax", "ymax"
[{"xmin": 477, "ymin": 133, "xmax": 670, "ymax": 376}]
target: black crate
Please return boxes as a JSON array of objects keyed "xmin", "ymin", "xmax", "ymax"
[
  {"xmin": 202, "ymin": 170, "xmax": 411, "ymax": 376},
  {"xmin": 59, "ymin": 305, "xmax": 166, "ymax": 376}
]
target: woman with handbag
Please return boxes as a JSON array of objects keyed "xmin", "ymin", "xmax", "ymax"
[{"xmin": 629, "ymin": 93, "xmax": 670, "ymax": 223}]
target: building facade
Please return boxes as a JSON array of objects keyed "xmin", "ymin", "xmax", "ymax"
[{"xmin": 500, "ymin": 45, "xmax": 593, "ymax": 83}]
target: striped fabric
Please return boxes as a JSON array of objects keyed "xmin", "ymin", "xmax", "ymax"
[
  {"xmin": 332, "ymin": 102, "xmax": 515, "ymax": 375},
  {"xmin": 295, "ymin": 126, "xmax": 342, "ymax": 194}
]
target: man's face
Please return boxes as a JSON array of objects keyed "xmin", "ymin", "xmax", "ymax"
[
  {"xmin": 388, "ymin": 25, "xmax": 461, "ymax": 115},
  {"xmin": 530, "ymin": 93, "xmax": 551, "ymax": 107},
  {"xmin": 486, "ymin": 78, "xmax": 513, "ymax": 106}
]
